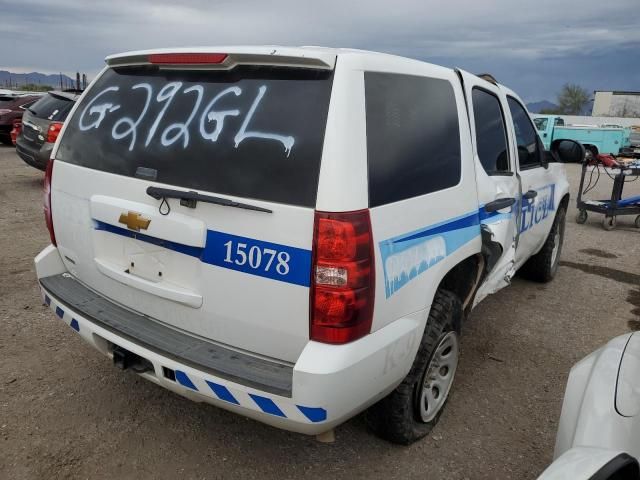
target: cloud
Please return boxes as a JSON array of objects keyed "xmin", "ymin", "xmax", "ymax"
[{"xmin": 1, "ymin": 0, "xmax": 639, "ymax": 101}]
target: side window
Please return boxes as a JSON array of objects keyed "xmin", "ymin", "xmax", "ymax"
[
  {"xmin": 555, "ymin": 117, "xmax": 565, "ymax": 126},
  {"xmin": 507, "ymin": 97, "xmax": 542, "ymax": 169},
  {"xmin": 533, "ymin": 117, "xmax": 548, "ymax": 132},
  {"xmin": 365, "ymin": 73, "xmax": 461, "ymax": 207},
  {"xmin": 471, "ymin": 88, "xmax": 510, "ymax": 174}
]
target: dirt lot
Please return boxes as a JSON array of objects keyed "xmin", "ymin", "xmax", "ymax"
[{"xmin": 1, "ymin": 145, "xmax": 639, "ymax": 480}]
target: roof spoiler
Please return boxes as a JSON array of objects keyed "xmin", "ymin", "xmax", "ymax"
[{"xmin": 105, "ymin": 51, "xmax": 335, "ymax": 71}]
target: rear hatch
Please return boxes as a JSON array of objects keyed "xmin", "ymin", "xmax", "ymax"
[
  {"xmin": 51, "ymin": 52, "xmax": 335, "ymax": 362},
  {"xmin": 21, "ymin": 92, "xmax": 75, "ymax": 148}
]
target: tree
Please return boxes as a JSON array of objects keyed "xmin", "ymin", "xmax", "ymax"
[
  {"xmin": 556, "ymin": 83, "xmax": 591, "ymax": 115},
  {"xmin": 20, "ymin": 83, "xmax": 53, "ymax": 92}
]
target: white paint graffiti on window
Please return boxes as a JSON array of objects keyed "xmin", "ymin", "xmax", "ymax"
[
  {"xmin": 384, "ymin": 236, "xmax": 446, "ymax": 298},
  {"xmin": 77, "ymin": 83, "xmax": 295, "ymax": 156},
  {"xmin": 161, "ymin": 84, "xmax": 204, "ymax": 148},
  {"xmin": 78, "ymin": 86, "xmax": 121, "ymax": 131},
  {"xmin": 111, "ymin": 83, "xmax": 153, "ymax": 152},
  {"xmin": 234, "ymin": 85, "xmax": 295, "ymax": 157},
  {"xmin": 199, "ymin": 86, "xmax": 242, "ymax": 143}
]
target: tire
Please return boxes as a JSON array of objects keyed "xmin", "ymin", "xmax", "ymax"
[
  {"xmin": 519, "ymin": 205, "xmax": 566, "ymax": 282},
  {"xmin": 0, "ymin": 135, "xmax": 13, "ymax": 146},
  {"xmin": 365, "ymin": 289, "xmax": 462, "ymax": 445},
  {"xmin": 602, "ymin": 216, "xmax": 616, "ymax": 231},
  {"xmin": 575, "ymin": 209, "xmax": 587, "ymax": 224},
  {"xmin": 635, "ymin": 216, "xmax": 640, "ymax": 229}
]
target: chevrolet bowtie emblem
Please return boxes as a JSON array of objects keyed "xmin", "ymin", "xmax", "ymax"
[{"xmin": 118, "ymin": 211, "xmax": 151, "ymax": 232}]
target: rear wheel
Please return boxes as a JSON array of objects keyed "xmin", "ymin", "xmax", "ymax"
[
  {"xmin": 519, "ymin": 206, "xmax": 566, "ymax": 282},
  {"xmin": 635, "ymin": 216, "xmax": 640, "ymax": 229},
  {"xmin": 0, "ymin": 135, "xmax": 13, "ymax": 146},
  {"xmin": 366, "ymin": 289, "xmax": 462, "ymax": 445}
]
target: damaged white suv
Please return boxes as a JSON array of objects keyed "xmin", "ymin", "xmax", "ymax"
[{"xmin": 35, "ymin": 47, "xmax": 578, "ymax": 444}]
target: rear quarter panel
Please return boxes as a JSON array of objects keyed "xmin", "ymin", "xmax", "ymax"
[{"xmin": 346, "ymin": 55, "xmax": 481, "ymax": 334}]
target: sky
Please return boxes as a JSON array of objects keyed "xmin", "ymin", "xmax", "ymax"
[{"xmin": 1, "ymin": 0, "xmax": 639, "ymax": 102}]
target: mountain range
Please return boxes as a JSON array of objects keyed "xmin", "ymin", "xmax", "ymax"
[{"xmin": 0, "ymin": 70, "xmax": 76, "ymax": 89}]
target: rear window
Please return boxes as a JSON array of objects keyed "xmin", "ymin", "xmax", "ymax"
[
  {"xmin": 29, "ymin": 93, "xmax": 74, "ymax": 121},
  {"xmin": 56, "ymin": 66, "xmax": 334, "ymax": 208},
  {"xmin": 365, "ymin": 72, "xmax": 461, "ymax": 208}
]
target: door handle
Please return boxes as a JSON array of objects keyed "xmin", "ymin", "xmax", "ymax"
[
  {"xmin": 523, "ymin": 190, "xmax": 538, "ymax": 200},
  {"xmin": 484, "ymin": 197, "xmax": 516, "ymax": 213}
]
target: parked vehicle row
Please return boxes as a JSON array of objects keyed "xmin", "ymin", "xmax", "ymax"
[
  {"xmin": 0, "ymin": 94, "xmax": 40, "ymax": 145},
  {"xmin": 15, "ymin": 90, "xmax": 82, "ymax": 170}
]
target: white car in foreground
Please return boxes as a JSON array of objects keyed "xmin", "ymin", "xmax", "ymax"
[{"xmin": 539, "ymin": 332, "xmax": 640, "ymax": 479}]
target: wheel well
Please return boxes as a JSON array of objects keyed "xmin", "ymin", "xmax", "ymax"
[{"xmin": 438, "ymin": 254, "xmax": 484, "ymax": 316}]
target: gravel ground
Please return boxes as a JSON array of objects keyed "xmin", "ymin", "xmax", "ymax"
[{"xmin": 1, "ymin": 145, "xmax": 639, "ymax": 480}]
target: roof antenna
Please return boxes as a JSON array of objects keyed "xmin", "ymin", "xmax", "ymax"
[{"xmin": 477, "ymin": 73, "xmax": 498, "ymax": 85}]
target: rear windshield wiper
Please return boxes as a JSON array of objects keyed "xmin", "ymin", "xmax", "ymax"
[{"xmin": 146, "ymin": 186, "xmax": 272, "ymax": 214}]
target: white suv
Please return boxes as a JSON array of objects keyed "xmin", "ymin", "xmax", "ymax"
[{"xmin": 35, "ymin": 47, "xmax": 578, "ymax": 444}]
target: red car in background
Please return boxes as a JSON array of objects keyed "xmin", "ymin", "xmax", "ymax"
[{"xmin": 0, "ymin": 94, "xmax": 40, "ymax": 145}]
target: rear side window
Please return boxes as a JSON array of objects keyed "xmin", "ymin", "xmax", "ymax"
[
  {"xmin": 365, "ymin": 73, "xmax": 461, "ymax": 207},
  {"xmin": 471, "ymin": 88, "xmax": 510, "ymax": 174},
  {"xmin": 507, "ymin": 97, "xmax": 542, "ymax": 169},
  {"xmin": 29, "ymin": 94, "xmax": 74, "ymax": 121},
  {"xmin": 56, "ymin": 66, "xmax": 334, "ymax": 208}
]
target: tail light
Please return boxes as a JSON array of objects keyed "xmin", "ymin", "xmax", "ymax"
[
  {"xmin": 44, "ymin": 158, "xmax": 56, "ymax": 246},
  {"xmin": 46, "ymin": 122, "xmax": 63, "ymax": 144},
  {"xmin": 148, "ymin": 53, "xmax": 227, "ymax": 64},
  {"xmin": 310, "ymin": 210, "xmax": 375, "ymax": 344}
]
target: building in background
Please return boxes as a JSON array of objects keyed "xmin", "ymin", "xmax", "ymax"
[{"xmin": 592, "ymin": 91, "xmax": 640, "ymax": 117}]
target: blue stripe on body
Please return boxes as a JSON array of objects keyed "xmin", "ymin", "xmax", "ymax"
[
  {"xmin": 296, "ymin": 405, "xmax": 327, "ymax": 422},
  {"xmin": 201, "ymin": 230, "xmax": 311, "ymax": 287},
  {"xmin": 69, "ymin": 319, "xmax": 80, "ymax": 332},
  {"xmin": 206, "ymin": 381, "xmax": 240, "ymax": 405},
  {"xmin": 175, "ymin": 370, "xmax": 198, "ymax": 391},
  {"xmin": 94, "ymin": 221, "xmax": 203, "ymax": 258},
  {"xmin": 55, "ymin": 306, "xmax": 64, "ymax": 318},
  {"xmin": 249, "ymin": 394, "xmax": 286, "ymax": 417},
  {"xmin": 93, "ymin": 220, "xmax": 311, "ymax": 287},
  {"xmin": 44, "ymin": 295, "xmax": 51, "ymax": 306},
  {"xmin": 392, "ymin": 211, "xmax": 480, "ymax": 244},
  {"xmin": 380, "ymin": 211, "xmax": 482, "ymax": 298}
]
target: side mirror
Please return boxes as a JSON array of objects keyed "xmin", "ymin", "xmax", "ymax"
[{"xmin": 551, "ymin": 139, "xmax": 586, "ymax": 164}]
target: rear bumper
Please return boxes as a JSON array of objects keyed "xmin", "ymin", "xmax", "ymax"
[
  {"xmin": 15, "ymin": 135, "xmax": 51, "ymax": 171},
  {"xmin": 35, "ymin": 245, "xmax": 423, "ymax": 435}
]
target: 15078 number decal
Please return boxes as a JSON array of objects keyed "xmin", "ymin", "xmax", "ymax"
[
  {"xmin": 202, "ymin": 231, "xmax": 311, "ymax": 287},
  {"xmin": 223, "ymin": 241, "xmax": 290, "ymax": 275}
]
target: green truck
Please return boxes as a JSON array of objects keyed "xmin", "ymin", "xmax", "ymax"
[{"xmin": 533, "ymin": 115, "xmax": 634, "ymax": 160}]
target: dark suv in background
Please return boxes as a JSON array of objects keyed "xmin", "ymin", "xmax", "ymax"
[
  {"xmin": 0, "ymin": 94, "xmax": 41, "ymax": 145},
  {"xmin": 16, "ymin": 90, "xmax": 82, "ymax": 170}
]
